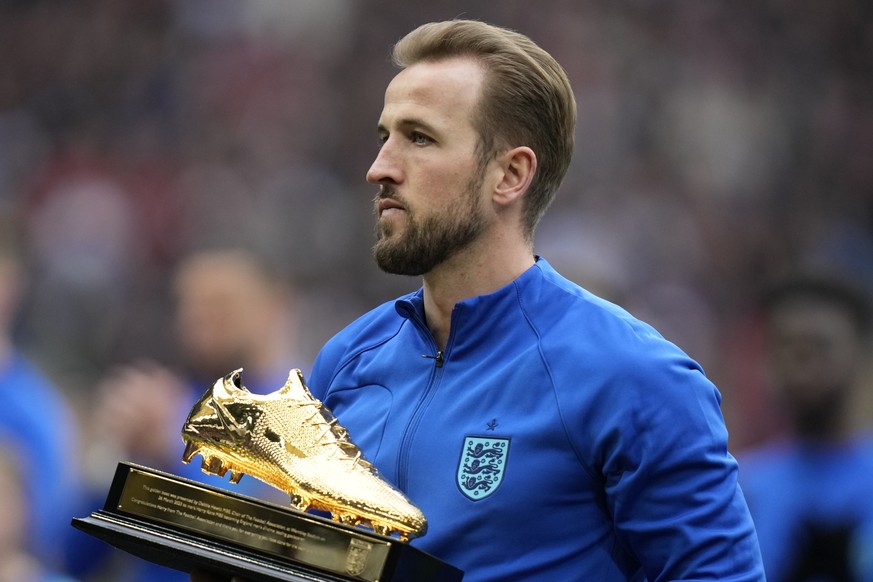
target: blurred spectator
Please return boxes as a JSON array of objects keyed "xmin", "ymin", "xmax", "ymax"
[
  {"xmin": 739, "ymin": 273, "xmax": 873, "ymax": 581},
  {"xmin": 0, "ymin": 444, "xmax": 77, "ymax": 582},
  {"xmin": 25, "ymin": 163, "xmax": 144, "ymax": 384},
  {"xmin": 73, "ymin": 246, "xmax": 304, "ymax": 581},
  {"xmin": 0, "ymin": 215, "xmax": 82, "ymax": 576},
  {"xmin": 87, "ymin": 245, "xmax": 303, "ymax": 471}
]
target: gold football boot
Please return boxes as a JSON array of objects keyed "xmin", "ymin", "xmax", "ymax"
[{"xmin": 181, "ymin": 369, "xmax": 427, "ymax": 541}]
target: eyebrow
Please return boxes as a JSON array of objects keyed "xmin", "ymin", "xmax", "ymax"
[{"xmin": 377, "ymin": 117, "xmax": 440, "ymax": 136}]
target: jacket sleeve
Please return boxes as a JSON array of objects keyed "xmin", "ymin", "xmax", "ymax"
[{"xmin": 567, "ymin": 343, "xmax": 765, "ymax": 581}]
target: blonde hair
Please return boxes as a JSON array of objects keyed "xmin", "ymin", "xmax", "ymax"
[{"xmin": 393, "ymin": 20, "xmax": 576, "ymax": 241}]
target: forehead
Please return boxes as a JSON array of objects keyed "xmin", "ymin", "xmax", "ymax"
[
  {"xmin": 770, "ymin": 300, "xmax": 860, "ymax": 340},
  {"xmin": 175, "ymin": 255, "xmax": 268, "ymax": 298},
  {"xmin": 380, "ymin": 58, "xmax": 485, "ymax": 131}
]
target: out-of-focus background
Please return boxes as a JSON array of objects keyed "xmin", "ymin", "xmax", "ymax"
[{"xmin": 1, "ymin": 0, "xmax": 871, "ymax": 580}]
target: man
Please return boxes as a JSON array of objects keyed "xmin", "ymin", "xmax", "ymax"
[
  {"xmin": 88, "ymin": 246, "xmax": 300, "ymax": 482},
  {"xmin": 740, "ymin": 274, "xmax": 873, "ymax": 581},
  {"xmin": 79, "ymin": 247, "xmax": 302, "ymax": 581},
  {"xmin": 195, "ymin": 19, "xmax": 763, "ymax": 581},
  {"xmin": 0, "ymin": 217, "xmax": 81, "ymax": 577}
]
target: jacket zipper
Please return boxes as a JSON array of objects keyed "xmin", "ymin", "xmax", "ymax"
[
  {"xmin": 421, "ymin": 351, "xmax": 444, "ymax": 367},
  {"xmin": 397, "ymin": 315, "xmax": 449, "ymax": 489}
]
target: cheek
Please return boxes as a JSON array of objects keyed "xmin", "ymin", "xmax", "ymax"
[{"xmin": 405, "ymin": 156, "xmax": 484, "ymax": 215}]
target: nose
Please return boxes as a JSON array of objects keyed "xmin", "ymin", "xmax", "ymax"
[{"xmin": 366, "ymin": 138, "xmax": 402, "ymax": 185}]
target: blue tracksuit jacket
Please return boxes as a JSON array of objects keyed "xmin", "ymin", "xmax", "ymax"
[{"xmin": 308, "ymin": 258, "xmax": 764, "ymax": 581}]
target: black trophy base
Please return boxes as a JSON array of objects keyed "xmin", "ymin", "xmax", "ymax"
[
  {"xmin": 71, "ymin": 463, "xmax": 462, "ymax": 582},
  {"xmin": 73, "ymin": 510, "xmax": 342, "ymax": 582}
]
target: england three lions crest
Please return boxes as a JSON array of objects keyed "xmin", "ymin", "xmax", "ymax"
[
  {"xmin": 456, "ymin": 436, "xmax": 510, "ymax": 501},
  {"xmin": 345, "ymin": 538, "xmax": 372, "ymax": 577}
]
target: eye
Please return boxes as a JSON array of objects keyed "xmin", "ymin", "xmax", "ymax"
[{"xmin": 410, "ymin": 131, "xmax": 433, "ymax": 145}]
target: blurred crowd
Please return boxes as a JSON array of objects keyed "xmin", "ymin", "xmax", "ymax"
[{"xmin": 1, "ymin": 0, "xmax": 872, "ymax": 580}]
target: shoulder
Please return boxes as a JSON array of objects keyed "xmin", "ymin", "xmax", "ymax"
[
  {"xmin": 0, "ymin": 352, "xmax": 71, "ymax": 415},
  {"xmin": 736, "ymin": 439, "xmax": 796, "ymax": 488},
  {"xmin": 524, "ymin": 261, "xmax": 706, "ymax": 395},
  {"xmin": 2, "ymin": 352, "xmax": 54, "ymax": 388},
  {"xmin": 520, "ymin": 262, "xmax": 725, "ymax": 459},
  {"xmin": 526, "ymin": 260, "xmax": 670, "ymax": 346},
  {"xmin": 308, "ymin": 292, "xmax": 416, "ymax": 394},
  {"xmin": 322, "ymin": 293, "xmax": 412, "ymax": 352}
]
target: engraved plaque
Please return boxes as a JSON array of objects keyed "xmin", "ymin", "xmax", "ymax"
[{"xmin": 72, "ymin": 463, "xmax": 462, "ymax": 582}]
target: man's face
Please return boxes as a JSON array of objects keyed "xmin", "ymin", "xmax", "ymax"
[
  {"xmin": 367, "ymin": 58, "xmax": 493, "ymax": 276},
  {"xmin": 174, "ymin": 253, "xmax": 280, "ymax": 378},
  {"xmin": 768, "ymin": 300, "xmax": 864, "ymax": 413}
]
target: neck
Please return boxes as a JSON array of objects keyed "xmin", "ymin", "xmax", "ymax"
[
  {"xmin": 421, "ymin": 237, "xmax": 534, "ymax": 350},
  {"xmin": 791, "ymin": 389, "xmax": 852, "ymax": 443},
  {"xmin": 252, "ymin": 316, "xmax": 299, "ymax": 379}
]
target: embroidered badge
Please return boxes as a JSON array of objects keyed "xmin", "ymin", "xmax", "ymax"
[{"xmin": 456, "ymin": 436, "xmax": 510, "ymax": 501}]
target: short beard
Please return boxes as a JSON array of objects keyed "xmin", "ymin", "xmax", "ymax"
[{"xmin": 372, "ymin": 172, "xmax": 487, "ymax": 276}]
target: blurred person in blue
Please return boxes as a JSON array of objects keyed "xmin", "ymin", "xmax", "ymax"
[
  {"xmin": 740, "ymin": 273, "xmax": 873, "ymax": 581},
  {"xmin": 0, "ymin": 444, "xmax": 78, "ymax": 582},
  {"xmin": 196, "ymin": 19, "xmax": 763, "ymax": 582},
  {"xmin": 74, "ymin": 246, "xmax": 303, "ymax": 581},
  {"xmin": 0, "ymin": 215, "xmax": 82, "ymax": 576}
]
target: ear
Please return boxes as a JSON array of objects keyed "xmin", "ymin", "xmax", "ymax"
[{"xmin": 493, "ymin": 146, "xmax": 536, "ymax": 207}]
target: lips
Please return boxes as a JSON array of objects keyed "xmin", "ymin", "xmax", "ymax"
[{"xmin": 377, "ymin": 196, "xmax": 406, "ymax": 217}]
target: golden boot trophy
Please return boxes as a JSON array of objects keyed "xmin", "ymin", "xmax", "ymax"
[
  {"xmin": 72, "ymin": 368, "xmax": 461, "ymax": 581},
  {"xmin": 181, "ymin": 368, "xmax": 427, "ymax": 541}
]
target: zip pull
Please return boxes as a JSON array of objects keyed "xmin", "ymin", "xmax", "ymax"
[{"xmin": 421, "ymin": 351, "xmax": 444, "ymax": 368}]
